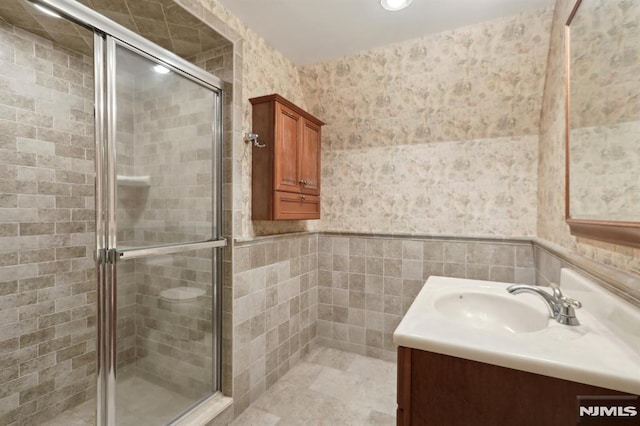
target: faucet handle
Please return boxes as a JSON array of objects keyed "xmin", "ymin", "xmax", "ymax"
[
  {"xmin": 561, "ymin": 297, "xmax": 582, "ymax": 309},
  {"xmin": 549, "ymin": 281, "xmax": 563, "ymax": 299},
  {"xmin": 549, "ymin": 282, "xmax": 581, "ymax": 309},
  {"xmin": 556, "ymin": 296, "xmax": 582, "ymax": 326}
]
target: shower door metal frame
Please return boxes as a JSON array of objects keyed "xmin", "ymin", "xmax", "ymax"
[
  {"xmin": 28, "ymin": 1, "xmax": 227, "ymax": 425},
  {"xmin": 98, "ymin": 33, "xmax": 226, "ymax": 426},
  {"xmin": 98, "ymin": 36, "xmax": 226, "ymax": 426}
]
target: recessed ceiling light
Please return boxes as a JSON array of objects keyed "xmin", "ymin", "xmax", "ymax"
[
  {"xmin": 380, "ymin": 0, "xmax": 413, "ymax": 11},
  {"xmin": 153, "ymin": 65, "xmax": 170, "ymax": 74},
  {"xmin": 33, "ymin": 3, "xmax": 62, "ymax": 18}
]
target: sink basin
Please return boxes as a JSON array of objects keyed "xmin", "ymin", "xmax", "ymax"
[
  {"xmin": 433, "ymin": 291, "xmax": 548, "ymax": 333},
  {"xmin": 394, "ymin": 273, "xmax": 640, "ymax": 396}
]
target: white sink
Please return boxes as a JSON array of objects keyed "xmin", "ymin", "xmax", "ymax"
[
  {"xmin": 433, "ymin": 291, "xmax": 548, "ymax": 333},
  {"xmin": 393, "ymin": 271, "xmax": 640, "ymax": 395}
]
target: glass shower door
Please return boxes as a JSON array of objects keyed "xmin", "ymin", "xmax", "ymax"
[{"xmin": 96, "ymin": 36, "xmax": 224, "ymax": 426}]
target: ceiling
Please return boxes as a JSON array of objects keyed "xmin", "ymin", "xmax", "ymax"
[
  {"xmin": 0, "ymin": 0, "xmax": 231, "ymax": 59},
  {"xmin": 0, "ymin": 0, "xmax": 93, "ymax": 55},
  {"xmin": 217, "ymin": 0, "xmax": 556, "ymax": 64},
  {"xmin": 75, "ymin": 0, "xmax": 231, "ymax": 58}
]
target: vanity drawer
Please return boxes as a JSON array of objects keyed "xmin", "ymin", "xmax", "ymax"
[{"xmin": 273, "ymin": 191, "xmax": 320, "ymax": 220}]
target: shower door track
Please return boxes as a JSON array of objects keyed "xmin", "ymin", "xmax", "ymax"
[{"xmin": 29, "ymin": 2, "xmax": 227, "ymax": 425}]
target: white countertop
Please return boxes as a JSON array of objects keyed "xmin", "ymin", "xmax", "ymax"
[{"xmin": 393, "ymin": 271, "xmax": 640, "ymax": 395}]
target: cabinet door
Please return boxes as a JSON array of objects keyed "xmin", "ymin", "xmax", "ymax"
[
  {"xmin": 299, "ymin": 119, "xmax": 321, "ymax": 196},
  {"xmin": 274, "ymin": 103, "xmax": 302, "ymax": 193}
]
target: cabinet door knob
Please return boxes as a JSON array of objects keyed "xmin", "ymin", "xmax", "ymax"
[
  {"xmin": 299, "ymin": 179, "xmax": 308, "ymax": 186},
  {"xmin": 301, "ymin": 195, "xmax": 306, "ymax": 201}
]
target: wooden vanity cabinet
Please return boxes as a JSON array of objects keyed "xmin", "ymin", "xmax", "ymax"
[
  {"xmin": 250, "ymin": 94, "xmax": 324, "ymax": 220},
  {"xmin": 397, "ymin": 346, "xmax": 631, "ymax": 426}
]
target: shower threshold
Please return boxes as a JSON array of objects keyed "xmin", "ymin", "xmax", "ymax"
[{"xmin": 43, "ymin": 375, "xmax": 194, "ymax": 426}]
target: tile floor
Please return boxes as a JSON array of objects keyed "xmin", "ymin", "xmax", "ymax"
[
  {"xmin": 44, "ymin": 347, "xmax": 396, "ymax": 425},
  {"xmin": 43, "ymin": 375, "xmax": 196, "ymax": 426},
  {"xmin": 231, "ymin": 347, "xmax": 397, "ymax": 426}
]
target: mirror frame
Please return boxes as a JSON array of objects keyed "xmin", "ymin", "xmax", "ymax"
[{"xmin": 564, "ymin": 0, "xmax": 640, "ymax": 249}]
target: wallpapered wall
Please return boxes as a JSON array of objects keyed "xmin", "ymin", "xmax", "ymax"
[
  {"xmin": 537, "ymin": 0, "xmax": 640, "ymax": 289},
  {"xmin": 187, "ymin": 0, "xmax": 640, "ymax": 289},
  {"xmin": 183, "ymin": 0, "xmax": 319, "ymax": 238},
  {"xmin": 187, "ymin": 1, "xmax": 554, "ymax": 240},
  {"xmin": 298, "ymin": 8, "xmax": 553, "ymax": 236}
]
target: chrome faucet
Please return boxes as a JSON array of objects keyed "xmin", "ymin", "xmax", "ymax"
[{"xmin": 507, "ymin": 282, "xmax": 582, "ymax": 326}]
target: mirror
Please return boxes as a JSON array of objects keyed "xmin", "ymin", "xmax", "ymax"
[{"xmin": 565, "ymin": 0, "xmax": 640, "ymax": 248}]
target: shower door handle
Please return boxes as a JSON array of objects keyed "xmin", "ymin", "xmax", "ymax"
[{"xmin": 117, "ymin": 238, "xmax": 228, "ymax": 260}]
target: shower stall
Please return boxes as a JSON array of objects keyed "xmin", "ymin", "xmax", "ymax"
[{"xmin": 0, "ymin": 1, "xmax": 226, "ymax": 424}]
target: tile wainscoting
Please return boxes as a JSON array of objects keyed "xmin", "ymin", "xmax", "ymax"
[
  {"xmin": 316, "ymin": 233, "xmax": 536, "ymax": 361},
  {"xmin": 535, "ymin": 239, "xmax": 640, "ymax": 307},
  {"xmin": 231, "ymin": 233, "xmax": 319, "ymax": 414},
  {"xmin": 233, "ymin": 231, "xmax": 640, "ymax": 376}
]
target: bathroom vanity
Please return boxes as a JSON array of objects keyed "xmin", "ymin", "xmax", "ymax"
[
  {"xmin": 396, "ymin": 347, "xmax": 627, "ymax": 425},
  {"xmin": 394, "ymin": 270, "xmax": 640, "ymax": 425}
]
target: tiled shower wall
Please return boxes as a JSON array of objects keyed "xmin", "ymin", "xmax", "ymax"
[
  {"xmin": 0, "ymin": 8, "xmax": 236, "ymax": 424},
  {"xmin": 191, "ymin": 43, "xmax": 233, "ymax": 84},
  {"xmin": 130, "ymin": 250, "xmax": 214, "ymax": 398},
  {"xmin": 128, "ymin": 69, "xmax": 214, "ymax": 245},
  {"xmin": 115, "ymin": 67, "xmax": 137, "ymax": 371},
  {"xmin": 0, "ymin": 22, "xmax": 96, "ymax": 424},
  {"xmin": 316, "ymin": 234, "xmax": 535, "ymax": 361},
  {"xmin": 191, "ymin": 42, "xmax": 236, "ymax": 399},
  {"xmin": 231, "ymin": 234, "xmax": 318, "ymax": 414},
  {"xmin": 114, "ymin": 64, "xmax": 219, "ymax": 396}
]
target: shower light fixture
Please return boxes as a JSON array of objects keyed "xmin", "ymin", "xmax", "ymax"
[
  {"xmin": 33, "ymin": 3, "xmax": 62, "ymax": 18},
  {"xmin": 153, "ymin": 64, "xmax": 170, "ymax": 74},
  {"xmin": 380, "ymin": 0, "xmax": 413, "ymax": 11}
]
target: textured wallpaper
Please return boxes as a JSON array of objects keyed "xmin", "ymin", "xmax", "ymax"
[
  {"xmin": 189, "ymin": 0, "xmax": 640, "ymax": 291},
  {"xmin": 299, "ymin": 8, "xmax": 553, "ymax": 236},
  {"xmin": 178, "ymin": 0, "xmax": 319, "ymax": 238},
  {"xmin": 240, "ymin": 31, "xmax": 321, "ymax": 236},
  {"xmin": 537, "ymin": 0, "xmax": 640, "ymax": 281}
]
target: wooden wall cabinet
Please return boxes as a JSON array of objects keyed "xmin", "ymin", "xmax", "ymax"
[
  {"xmin": 397, "ymin": 346, "xmax": 631, "ymax": 426},
  {"xmin": 250, "ymin": 94, "xmax": 324, "ymax": 220}
]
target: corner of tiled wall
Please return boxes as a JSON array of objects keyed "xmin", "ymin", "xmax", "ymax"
[
  {"xmin": 178, "ymin": 0, "xmax": 245, "ymax": 405},
  {"xmin": 533, "ymin": 240, "xmax": 640, "ymax": 307},
  {"xmin": 231, "ymin": 233, "xmax": 318, "ymax": 413},
  {"xmin": 316, "ymin": 234, "xmax": 536, "ymax": 361}
]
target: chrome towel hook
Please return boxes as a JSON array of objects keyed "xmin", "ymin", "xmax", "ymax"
[{"xmin": 245, "ymin": 132, "xmax": 265, "ymax": 148}]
